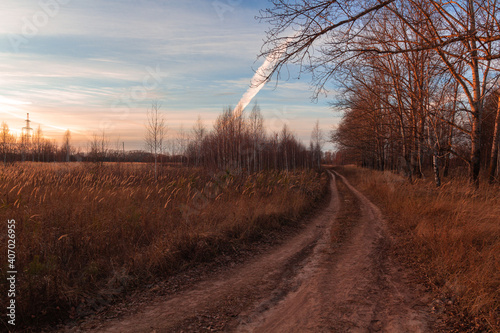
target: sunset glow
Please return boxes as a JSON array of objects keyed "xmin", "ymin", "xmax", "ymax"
[{"xmin": 1, "ymin": 0, "xmax": 337, "ymax": 151}]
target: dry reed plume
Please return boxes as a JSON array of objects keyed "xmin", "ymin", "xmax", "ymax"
[{"xmin": 0, "ymin": 162, "xmax": 328, "ymax": 327}]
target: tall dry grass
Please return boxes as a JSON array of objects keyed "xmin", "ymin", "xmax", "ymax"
[
  {"xmin": 0, "ymin": 162, "xmax": 328, "ymax": 327},
  {"xmin": 337, "ymin": 166, "xmax": 500, "ymax": 331}
]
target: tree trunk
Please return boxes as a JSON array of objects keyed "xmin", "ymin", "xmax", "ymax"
[
  {"xmin": 433, "ymin": 152, "xmax": 441, "ymax": 187},
  {"xmin": 470, "ymin": 112, "xmax": 482, "ymax": 186},
  {"xmin": 443, "ymin": 86, "xmax": 459, "ymax": 178},
  {"xmin": 488, "ymin": 95, "xmax": 500, "ymax": 183},
  {"xmin": 469, "ymin": 1, "xmax": 482, "ymax": 187},
  {"xmin": 154, "ymin": 154, "xmax": 158, "ymax": 180},
  {"xmin": 442, "ymin": 127, "xmax": 453, "ymax": 177}
]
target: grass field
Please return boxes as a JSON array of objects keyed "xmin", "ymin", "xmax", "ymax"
[
  {"xmin": 0, "ymin": 162, "xmax": 328, "ymax": 327},
  {"xmin": 337, "ymin": 166, "xmax": 500, "ymax": 331}
]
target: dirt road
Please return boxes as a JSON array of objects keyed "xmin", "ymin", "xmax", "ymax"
[{"xmin": 83, "ymin": 171, "xmax": 434, "ymax": 332}]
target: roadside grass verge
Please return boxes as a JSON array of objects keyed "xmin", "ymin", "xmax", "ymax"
[
  {"xmin": 335, "ymin": 166, "xmax": 500, "ymax": 332},
  {"xmin": 0, "ymin": 162, "xmax": 328, "ymax": 328}
]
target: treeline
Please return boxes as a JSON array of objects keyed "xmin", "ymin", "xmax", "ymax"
[
  {"xmin": 0, "ymin": 104, "xmax": 325, "ymax": 170},
  {"xmin": 258, "ymin": 0, "xmax": 500, "ymax": 186},
  {"xmin": 0, "ymin": 122, "xmax": 70, "ymax": 163},
  {"xmin": 185, "ymin": 105, "xmax": 323, "ymax": 171},
  {"xmin": 325, "ymin": 6, "xmax": 500, "ymax": 186},
  {"xmin": 332, "ymin": 56, "xmax": 500, "ymax": 186},
  {"xmin": 0, "ymin": 124, "xmax": 131, "ymax": 164}
]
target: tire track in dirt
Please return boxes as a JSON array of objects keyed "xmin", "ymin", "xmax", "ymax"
[
  {"xmin": 328, "ymin": 171, "xmax": 432, "ymax": 332},
  {"xmin": 236, "ymin": 171, "xmax": 433, "ymax": 332},
  {"xmin": 79, "ymin": 170, "xmax": 434, "ymax": 332},
  {"xmin": 87, "ymin": 172, "xmax": 340, "ymax": 332}
]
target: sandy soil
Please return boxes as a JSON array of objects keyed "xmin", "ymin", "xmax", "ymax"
[{"xmin": 73, "ymin": 171, "xmax": 434, "ymax": 332}]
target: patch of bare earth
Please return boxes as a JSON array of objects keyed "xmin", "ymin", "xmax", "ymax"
[{"xmin": 65, "ymin": 171, "xmax": 438, "ymax": 332}]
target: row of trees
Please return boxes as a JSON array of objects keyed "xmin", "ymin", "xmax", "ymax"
[
  {"xmin": 0, "ymin": 121, "xmax": 128, "ymax": 164},
  {"xmin": 333, "ymin": 56, "xmax": 500, "ymax": 185},
  {"xmin": 1, "ymin": 105, "xmax": 325, "ymax": 171},
  {"xmin": 328, "ymin": 4, "xmax": 500, "ymax": 185},
  {"xmin": 0, "ymin": 122, "xmax": 74, "ymax": 163},
  {"xmin": 259, "ymin": 0, "xmax": 500, "ymax": 185},
  {"xmin": 145, "ymin": 102, "xmax": 325, "ymax": 174},
  {"xmin": 186, "ymin": 105, "xmax": 324, "ymax": 171},
  {"xmin": 0, "ymin": 114, "xmax": 190, "ymax": 165},
  {"xmin": 0, "ymin": 121, "xmax": 145, "ymax": 164}
]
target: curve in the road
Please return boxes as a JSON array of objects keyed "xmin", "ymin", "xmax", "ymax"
[{"xmin": 88, "ymin": 170, "xmax": 433, "ymax": 333}]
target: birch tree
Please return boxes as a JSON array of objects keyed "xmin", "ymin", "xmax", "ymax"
[
  {"xmin": 33, "ymin": 125, "xmax": 43, "ymax": 162},
  {"xmin": 192, "ymin": 115, "xmax": 206, "ymax": 166},
  {"xmin": 260, "ymin": 0, "xmax": 500, "ymax": 185},
  {"xmin": 145, "ymin": 101, "xmax": 166, "ymax": 179},
  {"xmin": 63, "ymin": 129, "xmax": 71, "ymax": 162},
  {"xmin": 310, "ymin": 120, "xmax": 323, "ymax": 169},
  {"xmin": 1, "ymin": 122, "xmax": 12, "ymax": 163},
  {"xmin": 488, "ymin": 93, "xmax": 500, "ymax": 183},
  {"xmin": 89, "ymin": 130, "xmax": 108, "ymax": 165},
  {"xmin": 248, "ymin": 103, "xmax": 265, "ymax": 171}
]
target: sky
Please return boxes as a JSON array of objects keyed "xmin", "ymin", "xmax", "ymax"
[{"xmin": 0, "ymin": 0, "xmax": 340, "ymax": 151}]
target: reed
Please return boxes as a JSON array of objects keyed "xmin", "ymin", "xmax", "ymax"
[
  {"xmin": 0, "ymin": 162, "xmax": 328, "ymax": 327},
  {"xmin": 338, "ymin": 166, "xmax": 500, "ymax": 331}
]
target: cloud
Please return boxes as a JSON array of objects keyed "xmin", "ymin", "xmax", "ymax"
[
  {"xmin": 0, "ymin": 0, "xmax": 337, "ymax": 151},
  {"xmin": 0, "ymin": 95, "xmax": 32, "ymax": 105}
]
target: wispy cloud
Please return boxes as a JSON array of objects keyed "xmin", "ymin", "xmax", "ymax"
[
  {"xmin": 0, "ymin": 95, "xmax": 32, "ymax": 105},
  {"xmin": 0, "ymin": 0, "xmax": 336, "ymax": 151}
]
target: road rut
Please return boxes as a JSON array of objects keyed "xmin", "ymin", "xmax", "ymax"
[{"xmin": 85, "ymin": 171, "xmax": 433, "ymax": 332}]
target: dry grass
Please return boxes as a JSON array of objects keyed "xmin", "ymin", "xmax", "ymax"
[
  {"xmin": 0, "ymin": 162, "xmax": 328, "ymax": 327},
  {"xmin": 337, "ymin": 166, "xmax": 500, "ymax": 332}
]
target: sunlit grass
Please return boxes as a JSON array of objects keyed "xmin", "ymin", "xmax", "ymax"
[
  {"xmin": 0, "ymin": 162, "xmax": 328, "ymax": 326},
  {"xmin": 338, "ymin": 166, "xmax": 500, "ymax": 331}
]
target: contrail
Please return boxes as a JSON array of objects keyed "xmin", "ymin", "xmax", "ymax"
[{"xmin": 234, "ymin": 38, "xmax": 291, "ymax": 117}]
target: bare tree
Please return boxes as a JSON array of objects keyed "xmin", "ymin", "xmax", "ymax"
[
  {"xmin": 187, "ymin": 105, "xmax": 313, "ymax": 171},
  {"xmin": 1, "ymin": 122, "xmax": 12, "ymax": 163},
  {"xmin": 63, "ymin": 129, "xmax": 71, "ymax": 162},
  {"xmin": 248, "ymin": 103, "xmax": 265, "ymax": 171},
  {"xmin": 176, "ymin": 124, "xmax": 189, "ymax": 166},
  {"xmin": 112, "ymin": 135, "xmax": 123, "ymax": 163},
  {"xmin": 279, "ymin": 124, "xmax": 294, "ymax": 171},
  {"xmin": 310, "ymin": 120, "xmax": 323, "ymax": 169},
  {"xmin": 145, "ymin": 101, "xmax": 166, "ymax": 179},
  {"xmin": 192, "ymin": 115, "xmax": 206, "ymax": 166},
  {"xmin": 260, "ymin": 0, "xmax": 500, "ymax": 185},
  {"xmin": 89, "ymin": 130, "xmax": 109, "ymax": 165},
  {"xmin": 33, "ymin": 125, "xmax": 43, "ymax": 162}
]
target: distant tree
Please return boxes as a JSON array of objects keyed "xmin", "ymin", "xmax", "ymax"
[
  {"xmin": 310, "ymin": 120, "xmax": 323, "ymax": 169},
  {"xmin": 248, "ymin": 103, "xmax": 265, "ymax": 171},
  {"xmin": 113, "ymin": 136, "xmax": 124, "ymax": 163},
  {"xmin": 187, "ymin": 105, "xmax": 316, "ymax": 171},
  {"xmin": 213, "ymin": 107, "xmax": 234, "ymax": 169},
  {"xmin": 33, "ymin": 125, "xmax": 44, "ymax": 162},
  {"xmin": 1, "ymin": 122, "xmax": 13, "ymax": 163},
  {"xmin": 39, "ymin": 137, "xmax": 55, "ymax": 162},
  {"xmin": 89, "ymin": 130, "xmax": 108, "ymax": 165},
  {"xmin": 63, "ymin": 129, "xmax": 71, "ymax": 162},
  {"xmin": 191, "ymin": 115, "xmax": 206, "ymax": 166},
  {"xmin": 145, "ymin": 101, "xmax": 166, "ymax": 179},
  {"xmin": 176, "ymin": 124, "xmax": 189, "ymax": 166},
  {"xmin": 279, "ymin": 124, "xmax": 293, "ymax": 171}
]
